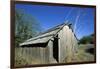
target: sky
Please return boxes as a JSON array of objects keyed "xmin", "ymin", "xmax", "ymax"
[{"xmin": 15, "ymin": 3, "xmax": 95, "ymax": 39}]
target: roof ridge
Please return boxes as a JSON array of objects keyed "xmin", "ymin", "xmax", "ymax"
[{"xmin": 25, "ymin": 23, "xmax": 68, "ymax": 42}]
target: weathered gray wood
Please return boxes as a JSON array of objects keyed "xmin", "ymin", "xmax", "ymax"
[
  {"xmin": 17, "ymin": 24, "xmax": 78, "ymax": 64},
  {"xmin": 47, "ymin": 40, "xmax": 57, "ymax": 63},
  {"xmin": 58, "ymin": 25, "xmax": 78, "ymax": 63},
  {"xmin": 58, "ymin": 25, "xmax": 69, "ymax": 62},
  {"xmin": 20, "ymin": 29, "xmax": 60, "ymax": 46}
]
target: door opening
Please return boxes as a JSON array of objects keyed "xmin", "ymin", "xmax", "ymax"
[{"xmin": 53, "ymin": 35, "xmax": 59, "ymax": 62}]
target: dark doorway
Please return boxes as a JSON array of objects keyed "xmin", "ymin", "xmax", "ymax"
[{"xmin": 53, "ymin": 35, "xmax": 59, "ymax": 62}]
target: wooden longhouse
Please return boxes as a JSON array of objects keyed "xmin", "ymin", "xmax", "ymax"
[{"xmin": 19, "ymin": 23, "xmax": 78, "ymax": 64}]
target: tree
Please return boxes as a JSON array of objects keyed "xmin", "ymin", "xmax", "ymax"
[
  {"xmin": 15, "ymin": 9, "xmax": 41, "ymax": 47},
  {"xmin": 79, "ymin": 33, "xmax": 94, "ymax": 44}
]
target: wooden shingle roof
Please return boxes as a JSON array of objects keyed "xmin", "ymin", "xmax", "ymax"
[
  {"xmin": 19, "ymin": 22, "xmax": 79, "ymax": 46},
  {"xmin": 20, "ymin": 23, "xmax": 67, "ymax": 46}
]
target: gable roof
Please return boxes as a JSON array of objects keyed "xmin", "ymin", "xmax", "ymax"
[
  {"xmin": 20, "ymin": 23, "xmax": 67, "ymax": 46},
  {"xmin": 19, "ymin": 22, "xmax": 78, "ymax": 46}
]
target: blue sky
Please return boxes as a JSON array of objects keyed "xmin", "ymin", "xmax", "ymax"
[{"xmin": 15, "ymin": 4, "xmax": 95, "ymax": 39}]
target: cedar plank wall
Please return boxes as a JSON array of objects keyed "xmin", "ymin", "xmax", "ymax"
[
  {"xmin": 15, "ymin": 25, "xmax": 78, "ymax": 65},
  {"xmin": 58, "ymin": 25, "xmax": 78, "ymax": 63},
  {"xmin": 47, "ymin": 40, "xmax": 57, "ymax": 63},
  {"xmin": 17, "ymin": 46, "xmax": 49, "ymax": 64}
]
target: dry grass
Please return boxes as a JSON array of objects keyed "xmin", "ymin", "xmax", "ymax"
[{"xmin": 65, "ymin": 44, "xmax": 95, "ymax": 63}]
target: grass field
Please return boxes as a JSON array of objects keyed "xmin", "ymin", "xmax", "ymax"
[{"xmin": 65, "ymin": 44, "xmax": 95, "ymax": 63}]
